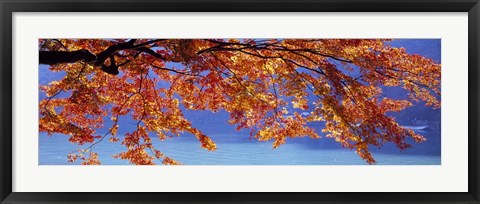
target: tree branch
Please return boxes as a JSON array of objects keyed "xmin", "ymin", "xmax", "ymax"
[{"xmin": 39, "ymin": 50, "xmax": 96, "ymax": 65}]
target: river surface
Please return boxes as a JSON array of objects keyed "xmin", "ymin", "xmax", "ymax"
[{"xmin": 39, "ymin": 128, "xmax": 440, "ymax": 165}]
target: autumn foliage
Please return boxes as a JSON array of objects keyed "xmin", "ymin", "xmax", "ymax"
[{"xmin": 38, "ymin": 39, "xmax": 441, "ymax": 165}]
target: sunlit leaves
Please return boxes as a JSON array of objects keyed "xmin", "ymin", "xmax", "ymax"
[
  {"xmin": 39, "ymin": 39, "xmax": 440, "ymax": 165},
  {"xmin": 162, "ymin": 157, "xmax": 182, "ymax": 165},
  {"xmin": 67, "ymin": 149, "xmax": 101, "ymax": 165}
]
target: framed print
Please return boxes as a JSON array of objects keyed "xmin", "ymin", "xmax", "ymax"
[{"xmin": 1, "ymin": 0, "xmax": 479, "ymax": 203}]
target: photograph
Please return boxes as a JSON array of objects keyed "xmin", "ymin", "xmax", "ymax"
[{"xmin": 38, "ymin": 38, "xmax": 441, "ymax": 165}]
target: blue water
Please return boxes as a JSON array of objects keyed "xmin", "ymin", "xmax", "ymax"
[{"xmin": 39, "ymin": 128, "xmax": 440, "ymax": 165}]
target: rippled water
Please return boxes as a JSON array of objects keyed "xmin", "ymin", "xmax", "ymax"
[{"xmin": 39, "ymin": 128, "xmax": 440, "ymax": 165}]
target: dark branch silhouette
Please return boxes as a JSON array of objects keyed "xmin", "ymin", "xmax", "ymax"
[
  {"xmin": 101, "ymin": 55, "xmax": 120, "ymax": 75},
  {"xmin": 40, "ymin": 39, "xmax": 167, "ymax": 75},
  {"xmin": 39, "ymin": 50, "xmax": 96, "ymax": 65}
]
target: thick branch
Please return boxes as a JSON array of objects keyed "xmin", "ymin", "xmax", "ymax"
[
  {"xmin": 40, "ymin": 39, "xmax": 168, "ymax": 75},
  {"xmin": 94, "ymin": 39, "xmax": 137, "ymax": 66},
  {"xmin": 39, "ymin": 50, "xmax": 96, "ymax": 65}
]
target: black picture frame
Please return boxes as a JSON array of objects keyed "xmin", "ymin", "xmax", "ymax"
[{"xmin": 1, "ymin": 0, "xmax": 479, "ymax": 203}]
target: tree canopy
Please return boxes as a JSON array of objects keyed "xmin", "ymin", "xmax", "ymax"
[{"xmin": 38, "ymin": 39, "xmax": 441, "ymax": 165}]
